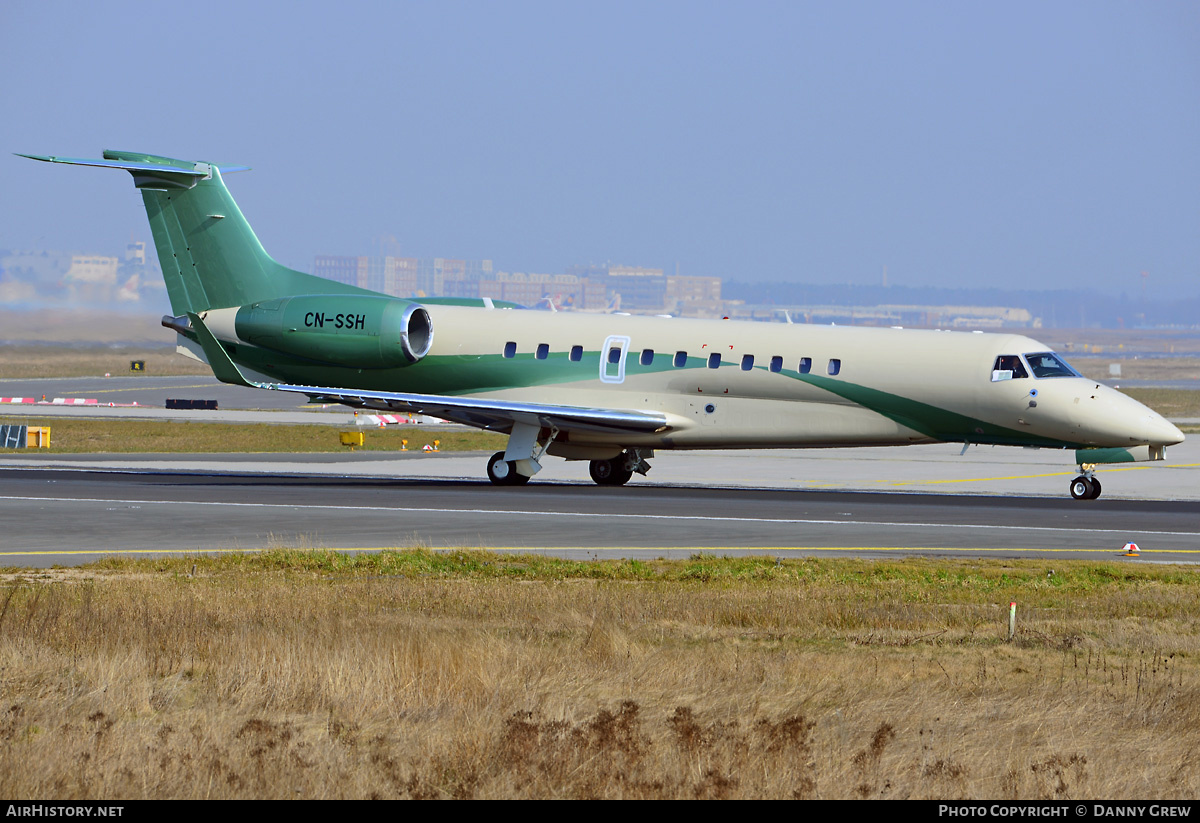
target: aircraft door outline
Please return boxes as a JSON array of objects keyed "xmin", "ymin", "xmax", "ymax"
[{"xmin": 600, "ymin": 335, "xmax": 632, "ymax": 384}]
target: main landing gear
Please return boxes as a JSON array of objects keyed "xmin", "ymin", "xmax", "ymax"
[
  {"xmin": 486, "ymin": 451, "xmax": 531, "ymax": 486},
  {"xmin": 484, "ymin": 441, "xmax": 653, "ymax": 488},
  {"xmin": 588, "ymin": 449, "xmax": 652, "ymax": 487},
  {"xmin": 589, "ymin": 457, "xmax": 633, "ymax": 486}
]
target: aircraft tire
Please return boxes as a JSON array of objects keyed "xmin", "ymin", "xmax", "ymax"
[
  {"xmin": 589, "ymin": 458, "xmax": 633, "ymax": 486},
  {"xmin": 1069, "ymin": 476, "xmax": 1093, "ymax": 500},
  {"xmin": 486, "ymin": 451, "xmax": 529, "ymax": 486},
  {"xmin": 1087, "ymin": 478, "xmax": 1102, "ymax": 499}
]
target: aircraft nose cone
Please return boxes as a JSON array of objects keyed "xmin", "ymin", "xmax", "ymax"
[
  {"xmin": 1137, "ymin": 411, "xmax": 1185, "ymax": 446},
  {"xmin": 1073, "ymin": 384, "xmax": 1186, "ymax": 447}
]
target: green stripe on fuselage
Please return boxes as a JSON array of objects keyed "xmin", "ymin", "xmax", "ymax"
[{"xmin": 776, "ymin": 368, "xmax": 1078, "ymax": 448}]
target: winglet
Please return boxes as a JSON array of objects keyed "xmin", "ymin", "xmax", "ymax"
[{"xmin": 186, "ymin": 312, "xmax": 259, "ymax": 388}]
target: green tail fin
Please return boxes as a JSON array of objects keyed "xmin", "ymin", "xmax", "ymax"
[{"xmin": 20, "ymin": 150, "xmax": 373, "ymax": 314}]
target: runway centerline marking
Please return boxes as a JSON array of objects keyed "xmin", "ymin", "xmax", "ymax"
[{"xmin": 2, "ymin": 494, "xmax": 1198, "ymax": 539}]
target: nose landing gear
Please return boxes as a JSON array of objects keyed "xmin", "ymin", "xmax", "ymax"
[{"xmin": 1069, "ymin": 464, "xmax": 1102, "ymax": 500}]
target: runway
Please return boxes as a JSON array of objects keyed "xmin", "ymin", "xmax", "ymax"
[{"xmin": 2, "ymin": 460, "xmax": 1198, "ymax": 567}]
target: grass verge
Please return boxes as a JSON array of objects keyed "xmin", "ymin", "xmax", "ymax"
[
  {"xmin": 2, "ymin": 551, "xmax": 1199, "ymax": 799},
  {"xmin": 0, "ymin": 418, "xmax": 504, "ymax": 454}
]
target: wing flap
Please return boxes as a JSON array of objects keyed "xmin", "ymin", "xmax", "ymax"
[{"xmin": 274, "ymin": 383, "xmax": 669, "ymax": 434}]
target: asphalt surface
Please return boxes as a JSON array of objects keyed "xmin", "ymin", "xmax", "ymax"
[{"xmin": 1, "ymin": 461, "xmax": 1197, "ymax": 566}]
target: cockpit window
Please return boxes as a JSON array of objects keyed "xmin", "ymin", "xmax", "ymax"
[
  {"xmin": 991, "ymin": 355, "xmax": 1028, "ymax": 380},
  {"xmin": 1024, "ymin": 352, "xmax": 1079, "ymax": 378}
]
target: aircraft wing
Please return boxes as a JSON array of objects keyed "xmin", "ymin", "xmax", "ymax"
[
  {"xmin": 186, "ymin": 312, "xmax": 669, "ymax": 436},
  {"xmin": 270, "ymin": 385, "xmax": 668, "ymax": 435}
]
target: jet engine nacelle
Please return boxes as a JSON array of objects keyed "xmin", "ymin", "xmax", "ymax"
[{"xmin": 193, "ymin": 295, "xmax": 433, "ymax": 368}]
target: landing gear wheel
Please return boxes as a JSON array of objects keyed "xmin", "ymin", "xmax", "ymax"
[
  {"xmin": 1070, "ymin": 476, "xmax": 1093, "ymax": 500},
  {"xmin": 1087, "ymin": 478, "xmax": 1102, "ymax": 499},
  {"xmin": 589, "ymin": 457, "xmax": 633, "ymax": 486},
  {"xmin": 487, "ymin": 451, "xmax": 531, "ymax": 486}
]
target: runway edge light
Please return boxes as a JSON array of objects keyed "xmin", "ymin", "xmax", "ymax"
[{"xmin": 1122, "ymin": 542, "xmax": 1140, "ymax": 556}]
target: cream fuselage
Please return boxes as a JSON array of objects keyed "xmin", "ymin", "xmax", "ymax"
[{"xmin": 400, "ymin": 306, "xmax": 1183, "ymax": 453}]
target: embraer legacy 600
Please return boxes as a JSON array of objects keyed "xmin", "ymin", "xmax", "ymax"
[{"xmin": 22, "ymin": 151, "xmax": 1184, "ymax": 499}]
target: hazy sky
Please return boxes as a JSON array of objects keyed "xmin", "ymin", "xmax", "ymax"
[{"xmin": 2, "ymin": 0, "xmax": 1197, "ymax": 297}]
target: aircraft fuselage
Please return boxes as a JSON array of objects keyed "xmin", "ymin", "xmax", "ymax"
[{"xmin": 196, "ymin": 302, "xmax": 1182, "ymax": 456}]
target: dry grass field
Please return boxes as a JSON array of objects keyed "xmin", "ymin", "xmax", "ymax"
[
  {"xmin": 2, "ymin": 551, "xmax": 1199, "ymax": 800},
  {"xmin": 1075, "ymin": 358, "xmax": 1200, "ymax": 383},
  {"xmin": 0, "ymin": 310, "xmax": 174, "ymax": 346},
  {"xmin": 0, "ymin": 345, "xmax": 211, "ymax": 379},
  {"xmin": 1122, "ymin": 389, "xmax": 1200, "ymax": 421}
]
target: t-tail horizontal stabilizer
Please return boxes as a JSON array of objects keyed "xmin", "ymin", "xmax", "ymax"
[{"xmin": 16, "ymin": 152, "xmax": 249, "ymax": 189}]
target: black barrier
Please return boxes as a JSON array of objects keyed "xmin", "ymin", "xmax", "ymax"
[{"xmin": 165, "ymin": 399, "xmax": 218, "ymax": 410}]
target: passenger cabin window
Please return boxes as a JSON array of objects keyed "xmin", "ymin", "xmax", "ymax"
[
  {"xmin": 608, "ymin": 347, "xmax": 622, "ymax": 364},
  {"xmin": 827, "ymin": 358, "xmax": 841, "ymax": 376},
  {"xmin": 708, "ymin": 353, "xmax": 721, "ymax": 369},
  {"xmin": 769, "ymin": 356, "xmax": 783, "ymax": 373},
  {"xmin": 535, "ymin": 343, "xmax": 549, "ymax": 360},
  {"xmin": 741, "ymin": 354, "xmax": 754, "ymax": 371},
  {"xmin": 798, "ymin": 357, "xmax": 812, "ymax": 374},
  {"xmin": 640, "ymin": 349, "xmax": 654, "ymax": 366},
  {"xmin": 673, "ymin": 351, "xmax": 687, "ymax": 368},
  {"xmin": 503, "ymin": 341, "xmax": 517, "ymax": 359},
  {"xmin": 991, "ymin": 354, "xmax": 1028, "ymax": 381},
  {"xmin": 569, "ymin": 345, "xmax": 583, "ymax": 362},
  {"xmin": 1025, "ymin": 352, "xmax": 1079, "ymax": 379}
]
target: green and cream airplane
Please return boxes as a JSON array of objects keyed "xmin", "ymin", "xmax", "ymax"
[{"xmin": 22, "ymin": 150, "xmax": 1185, "ymax": 499}]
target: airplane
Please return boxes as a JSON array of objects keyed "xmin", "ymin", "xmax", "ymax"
[{"xmin": 20, "ymin": 150, "xmax": 1185, "ymax": 499}]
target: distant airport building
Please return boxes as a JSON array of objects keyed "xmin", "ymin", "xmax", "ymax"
[
  {"xmin": 314, "ymin": 255, "xmax": 722, "ymax": 314},
  {"xmin": 64, "ymin": 255, "xmax": 118, "ymax": 303},
  {"xmin": 316, "ymin": 254, "xmax": 615, "ymax": 309},
  {"xmin": 65, "ymin": 255, "xmax": 119, "ymax": 285},
  {"xmin": 561, "ymin": 264, "xmax": 722, "ymax": 315},
  {"xmin": 666, "ymin": 274, "xmax": 723, "ymax": 317},
  {"xmin": 728, "ymin": 303, "xmax": 1038, "ymax": 328},
  {"xmin": 313, "ymin": 256, "xmax": 493, "ymax": 298}
]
